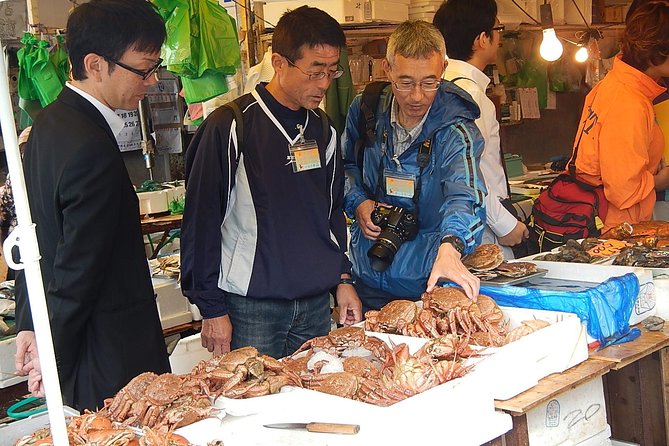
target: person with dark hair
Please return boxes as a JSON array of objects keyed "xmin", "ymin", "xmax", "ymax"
[
  {"xmin": 13, "ymin": 0, "xmax": 170, "ymax": 411},
  {"xmin": 570, "ymin": 0, "xmax": 669, "ymax": 230},
  {"xmin": 434, "ymin": 0, "xmax": 527, "ymax": 260},
  {"xmin": 343, "ymin": 21, "xmax": 486, "ymax": 311},
  {"xmin": 181, "ymin": 6, "xmax": 362, "ymax": 359}
]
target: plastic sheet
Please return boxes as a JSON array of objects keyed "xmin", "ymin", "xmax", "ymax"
[{"xmin": 476, "ymin": 273, "xmax": 639, "ymax": 342}]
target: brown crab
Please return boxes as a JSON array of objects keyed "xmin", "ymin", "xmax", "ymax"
[
  {"xmin": 422, "ymin": 287, "xmax": 506, "ymax": 338},
  {"xmin": 462, "ymin": 244, "xmax": 504, "ymax": 271},
  {"xmin": 364, "ymin": 299, "xmax": 418, "ymax": 333},
  {"xmin": 495, "ymin": 261, "xmax": 538, "ymax": 278}
]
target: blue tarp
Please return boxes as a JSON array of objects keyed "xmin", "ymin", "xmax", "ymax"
[{"xmin": 473, "ymin": 273, "xmax": 639, "ymax": 343}]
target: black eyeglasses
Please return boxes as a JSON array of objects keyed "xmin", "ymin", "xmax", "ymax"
[
  {"xmin": 101, "ymin": 54, "xmax": 163, "ymax": 80},
  {"xmin": 284, "ymin": 56, "xmax": 344, "ymax": 81},
  {"xmin": 491, "ymin": 24, "xmax": 506, "ymax": 33}
]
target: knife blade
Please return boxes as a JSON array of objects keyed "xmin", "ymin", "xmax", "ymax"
[{"xmin": 263, "ymin": 422, "xmax": 360, "ymax": 434}]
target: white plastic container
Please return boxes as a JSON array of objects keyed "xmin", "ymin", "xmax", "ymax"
[
  {"xmin": 0, "ymin": 335, "xmax": 27, "ymax": 388},
  {"xmin": 525, "ymin": 377, "xmax": 608, "ymax": 446},
  {"xmin": 169, "ymin": 333, "xmax": 212, "ymax": 375},
  {"xmin": 153, "ymin": 277, "xmax": 192, "ymax": 330},
  {"xmin": 0, "ymin": 406, "xmax": 79, "ymax": 446}
]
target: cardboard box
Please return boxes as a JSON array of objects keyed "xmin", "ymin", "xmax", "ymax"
[
  {"xmin": 0, "ymin": 336, "xmax": 27, "ymax": 388},
  {"xmin": 525, "ymin": 377, "xmax": 608, "ymax": 445},
  {"xmin": 261, "ymin": 0, "xmax": 408, "ymax": 26},
  {"xmin": 153, "ymin": 277, "xmax": 192, "ymax": 330}
]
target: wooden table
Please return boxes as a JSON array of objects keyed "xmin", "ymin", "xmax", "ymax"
[
  {"xmin": 140, "ymin": 214, "xmax": 182, "ymax": 259},
  {"xmin": 589, "ymin": 323, "xmax": 669, "ymax": 446},
  {"xmin": 493, "ymin": 358, "xmax": 614, "ymax": 446}
]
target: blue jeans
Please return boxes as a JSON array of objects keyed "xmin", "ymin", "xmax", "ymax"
[
  {"xmin": 353, "ymin": 276, "xmax": 420, "ymax": 314},
  {"xmin": 225, "ymin": 292, "xmax": 331, "ymax": 359}
]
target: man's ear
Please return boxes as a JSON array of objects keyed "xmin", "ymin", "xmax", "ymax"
[
  {"xmin": 382, "ymin": 58, "xmax": 391, "ymax": 76},
  {"xmin": 271, "ymin": 53, "xmax": 286, "ymax": 73},
  {"xmin": 473, "ymin": 31, "xmax": 489, "ymax": 52},
  {"xmin": 83, "ymin": 53, "xmax": 106, "ymax": 81}
]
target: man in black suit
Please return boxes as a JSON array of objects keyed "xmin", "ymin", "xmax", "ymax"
[{"xmin": 14, "ymin": 0, "xmax": 170, "ymax": 411}]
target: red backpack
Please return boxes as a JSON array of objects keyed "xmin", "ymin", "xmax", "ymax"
[
  {"xmin": 527, "ymin": 105, "xmax": 609, "ymax": 253},
  {"xmin": 527, "ymin": 173, "xmax": 608, "ymax": 252}
]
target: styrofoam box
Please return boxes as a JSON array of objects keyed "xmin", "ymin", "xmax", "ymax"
[
  {"xmin": 0, "ymin": 336, "xmax": 27, "ymax": 388},
  {"xmin": 138, "ymin": 190, "xmax": 168, "ymax": 215},
  {"xmin": 652, "ymin": 276, "xmax": 669, "ymax": 319},
  {"xmin": 169, "ymin": 333, "xmax": 213, "ymax": 375},
  {"xmin": 525, "ymin": 377, "xmax": 608, "ymax": 446},
  {"xmin": 261, "ymin": 0, "xmax": 408, "ymax": 26},
  {"xmin": 361, "ymin": 306, "xmax": 588, "ymax": 401},
  {"xmin": 526, "ymin": 261, "xmax": 656, "ymax": 338},
  {"xmin": 210, "ymin": 333, "xmax": 511, "ymax": 446},
  {"xmin": 153, "ymin": 277, "xmax": 192, "ymax": 330},
  {"xmin": 0, "ymin": 406, "xmax": 79, "ymax": 446}
]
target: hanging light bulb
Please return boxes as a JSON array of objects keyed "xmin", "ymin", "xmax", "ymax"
[
  {"xmin": 539, "ymin": 3, "xmax": 563, "ymax": 62},
  {"xmin": 540, "ymin": 29, "xmax": 563, "ymax": 61},
  {"xmin": 575, "ymin": 45, "xmax": 589, "ymax": 62}
]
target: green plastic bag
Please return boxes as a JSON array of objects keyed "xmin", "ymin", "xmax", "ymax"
[
  {"xmin": 50, "ymin": 35, "xmax": 70, "ymax": 84},
  {"xmin": 152, "ymin": 0, "xmax": 241, "ymax": 104},
  {"xmin": 17, "ymin": 33, "xmax": 38, "ymax": 101},
  {"xmin": 32, "ymin": 39, "xmax": 63, "ymax": 107}
]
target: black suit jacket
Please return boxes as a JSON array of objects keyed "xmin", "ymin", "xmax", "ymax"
[{"xmin": 15, "ymin": 86, "xmax": 170, "ymax": 411}]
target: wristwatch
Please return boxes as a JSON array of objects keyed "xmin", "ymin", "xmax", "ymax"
[
  {"xmin": 339, "ymin": 277, "xmax": 356, "ymax": 285},
  {"xmin": 440, "ymin": 235, "xmax": 465, "ymax": 256}
]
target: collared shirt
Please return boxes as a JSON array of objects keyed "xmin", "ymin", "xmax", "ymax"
[
  {"xmin": 66, "ymin": 83, "xmax": 125, "ymax": 138},
  {"xmin": 444, "ymin": 59, "xmax": 517, "ymax": 258},
  {"xmin": 390, "ymin": 97, "xmax": 431, "ymax": 160}
]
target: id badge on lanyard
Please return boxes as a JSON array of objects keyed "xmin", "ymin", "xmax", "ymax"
[
  {"xmin": 384, "ymin": 171, "xmax": 415, "ymax": 198},
  {"xmin": 289, "ymin": 140, "xmax": 321, "ymax": 173}
]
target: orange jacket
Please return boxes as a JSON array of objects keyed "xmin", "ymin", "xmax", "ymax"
[{"xmin": 574, "ymin": 55, "xmax": 666, "ymax": 231}]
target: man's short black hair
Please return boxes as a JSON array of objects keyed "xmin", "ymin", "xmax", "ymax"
[
  {"xmin": 433, "ymin": 0, "xmax": 498, "ymax": 61},
  {"xmin": 272, "ymin": 6, "xmax": 346, "ymax": 62},
  {"xmin": 67, "ymin": 0, "xmax": 166, "ymax": 80}
]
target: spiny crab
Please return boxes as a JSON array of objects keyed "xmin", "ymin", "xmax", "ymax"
[
  {"xmin": 364, "ymin": 300, "xmax": 442, "ymax": 338},
  {"xmin": 191, "ymin": 345, "xmax": 301, "ymax": 399},
  {"xmin": 422, "ymin": 287, "xmax": 508, "ymax": 344}
]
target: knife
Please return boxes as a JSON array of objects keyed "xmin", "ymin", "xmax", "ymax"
[{"xmin": 263, "ymin": 422, "xmax": 360, "ymax": 434}]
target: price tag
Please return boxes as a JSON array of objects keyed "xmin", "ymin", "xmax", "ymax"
[{"xmin": 587, "ymin": 239, "xmax": 630, "ymax": 257}]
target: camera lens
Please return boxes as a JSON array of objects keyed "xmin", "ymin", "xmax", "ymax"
[{"xmin": 367, "ymin": 229, "xmax": 403, "ymax": 272}]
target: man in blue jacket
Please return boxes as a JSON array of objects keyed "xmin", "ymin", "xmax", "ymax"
[{"xmin": 343, "ymin": 20, "xmax": 487, "ymax": 312}]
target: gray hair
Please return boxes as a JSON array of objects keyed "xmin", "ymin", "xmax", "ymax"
[{"xmin": 386, "ymin": 20, "xmax": 446, "ymax": 66}]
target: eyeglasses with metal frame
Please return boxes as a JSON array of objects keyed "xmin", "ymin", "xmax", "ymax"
[
  {"xmin": 283, "ymin": 56, "xmax": 344, "ymax": 81},
  {"xmin": 391, "ymin": 79, "xmax": 442, "ymax": 92},
  {"xmin": 99, "ymin": 54, "xmax": 163, "ymax": 80}
]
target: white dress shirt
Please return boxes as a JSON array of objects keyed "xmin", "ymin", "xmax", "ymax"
[
  {"xmin": 66, "ymin": 82, "xmax": 125, "ymax": 139},
  {"xmin": 444, "ymin": 59, "xmax": 517, "ymax": 259}
]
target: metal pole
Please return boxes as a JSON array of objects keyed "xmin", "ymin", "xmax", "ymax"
[{"xmin": 0, "ymin": 45, "xmax": 69, "ymax": 446}]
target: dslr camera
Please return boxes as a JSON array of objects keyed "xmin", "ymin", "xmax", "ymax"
[{"xmin": 367, "ymin": 206, "xmax": 418, "ymax": 272}]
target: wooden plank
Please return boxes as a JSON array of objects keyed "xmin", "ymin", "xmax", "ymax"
[
  {"xmin": 495, "ymin": 358, "xmax": 613, "ymax": 415},
  {"xmin": 590, "ymin": 324, "xmax": 669, "ymax": 370},
  {"xmin": 605, "ymin": 352, "xmax": 666, "ymax": 445},
  {"xmin": 504, "ymin": 414, "xmax": 531, "ymax": 446},
  {"xmin": 660, "ymin": 348, "xmax": 669, "ymax": 444}
]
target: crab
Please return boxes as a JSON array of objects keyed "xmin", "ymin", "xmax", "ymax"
[
  {"xmin": 422, "ymin": 287, "xmax": 507, "ymax": 338},
  {"xmin": 105, "ymin": 372, "xmax": 158, "ymax": 421},
  {"xmin": 291, "ymin": 327, "xmax": 391, "ymax": 362},
  {"xmin": 504, "ymin": 319, "xmax": 551, "ymax": 344},
  {"xmin": 364, "ymin": 299, "xmax": 418, "ymax": 333},
  {"xmin": 462, "ymin": 244, "xmax": 504, "ymax": 271},
  {"xmin": 415, "ymin": 334, "xmax": 479, "ymax": 361},
  {"xmin": 495, "ymin": 261, "xmax": 538, "ymax": 278},
  {"xmin": 303, "ymin": 371, "xmax": 360, "ymax": 399}
]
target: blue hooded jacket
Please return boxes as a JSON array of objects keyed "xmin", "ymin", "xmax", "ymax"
[{"xmin": 342, "ymin": 81, "xmax": 487, "ymax": 298}]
